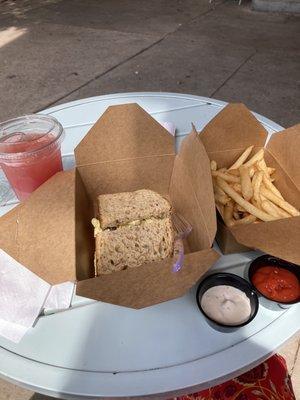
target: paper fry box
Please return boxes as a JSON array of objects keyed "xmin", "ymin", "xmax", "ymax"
[
  {"xmin": 198, "ymin": 103, "xmax": 300, "ymax": 265},
  {"xmin": 0, "ymin": 104, "xmax": 219, "ymax": 309}
]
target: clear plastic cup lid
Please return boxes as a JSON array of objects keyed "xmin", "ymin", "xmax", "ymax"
[{"xmin": 0, "ymin": 114, "xmax": 64, "ymax": 161}]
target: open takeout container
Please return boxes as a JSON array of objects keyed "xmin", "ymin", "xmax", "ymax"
[
  {"xmin": 198, "ymin": 103, "xmax": 300, "ymax": 265},
  {"xmin": 0, "ymin": 103, "xmax": 220, "ymax": 309}
]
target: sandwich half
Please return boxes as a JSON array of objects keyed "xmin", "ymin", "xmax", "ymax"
[{"xmin": 92, "ymin": 189, "xmax": 174, "ymax": 274}]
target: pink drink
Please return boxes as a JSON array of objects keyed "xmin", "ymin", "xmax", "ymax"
[{"xmin": 0, "ymin": 115, "xmax": 64, "ymax": 201}]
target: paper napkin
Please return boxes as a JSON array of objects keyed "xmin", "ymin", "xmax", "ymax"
[
  {"xmin": 0, "ymin": 249, "xmax": 74, "ymax": 343},
  {"xmin": 43, "ymin": 281, "xmax": 75, "ymax": 314}
]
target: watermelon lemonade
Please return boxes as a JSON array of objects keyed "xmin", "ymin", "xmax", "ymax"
[{"xmin": 0, "ymin": 115, "xmax": 64, "ymax": 201}]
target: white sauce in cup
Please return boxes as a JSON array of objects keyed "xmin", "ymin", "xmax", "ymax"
[{"xmin": 200, "ymin": 285, "xmax": 251, "ymax": 326}]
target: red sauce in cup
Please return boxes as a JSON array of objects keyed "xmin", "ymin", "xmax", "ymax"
[{"xmin": 252, "ymin": 266, "xmax": 300, "ymax": 302}]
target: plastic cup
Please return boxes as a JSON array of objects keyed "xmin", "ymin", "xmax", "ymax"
[{"xmin": 0, "ymin": 114, "xmax": 64, "ymax": 201}]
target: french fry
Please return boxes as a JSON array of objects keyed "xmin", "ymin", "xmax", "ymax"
[
  {"xmin": 227, "ymin": 169, "xmax": 240, "ymax": 176},
  {"xmin": 244, "ymin": 148, "xmax": 264, "ymax": 167},
  {"xmin": 252, "ymin": 171, "xmax": 264, "ymax": 202},
  {"xmin": 232, "ymin": 214, "xmax": 257, "ymax": 225},
  {"xmin": 235, "ymin": 204, "xmax": 247, "ymax": 213},
  {"xmin": 251, "ymin": 198, "xmax": 262, "ymax": 211},
  {"xmin": 228, "ymin": 167, "xmax": 255, "ymax": 178},
  {"xmin": 268, "ymin": 167, "xmax": 275, "ymax": 175},
  {"xmin": 233, "ymin": 203, "xmax": 240, "ymax": 213},
  {"xmin": 211, "ymin": 160, "xmax": 217, "ymax": 171},
  {"xmin": 212, "ymin": 170, "xmax": 240, "ymax": 183},
  {"xmin": 215, "ymin": 193, "xmax": 231, "ymax": 205},
  {"xmin": 213, "ymin": 180, "xmax": 226, "ymax": 196},
  {"xmin": 233, "ymin": 211, "xmax": 240, "ymax": 220},
  {"xmin": 224, "ymin": 200, "xmax": 235, "ymax": 227},
  {"xmin": 262, "ymin": 174, "xmax": 283, "ymax": 199},
  {"xmin": 217, "ymin": 178, "xmax": 276, "ymax": 222},
  {"xmin": 260, "ymin": 197, "xmax": 290, "ymax": 219},
  {"xmin": 211, "ymin": 144, "xmax": 298, "ymax": 227},
  {"xmin": 256, "ymin": 158, "xmax": 269, "ymax": 177},
  {"xmin": 229, "ymin": 145, "xmax": 253, "ymax": 169},
  {"xmin": 231, "ymin": 183, "xmax": 242, "ymax": 194},
  {"xmin": 239, "ymin": 165, "xmax": 253, "ymax": 201},
  {"xmin": 261, "ymin": 200, "xmax": 281, "ymax": 218},
  {"xmin": 260, "ymin": 187, "xmax": 300, "ymax": 217},
  {"xmin": 260, "ymin": 197, "xmax": 290, "ymax": 218},
  {"xmin": 249, "ymin": 166, "xmax": 255, "ymax": 178}
]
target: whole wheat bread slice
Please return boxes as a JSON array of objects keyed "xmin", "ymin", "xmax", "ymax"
[
  {"xmin": 98, "ymin": 189, "xmax": 171, "ymax": 229},
  {"xmin": 95, "ymin": 217, "xmax": 174, "ymax": 274}
]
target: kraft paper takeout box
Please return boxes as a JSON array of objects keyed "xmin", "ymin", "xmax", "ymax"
[
  {"xmin": 198, "ymin": 103, "xmax": 300, "ymax": 265},
  {"xmin": 0, "ymin": 103, "xmax": 219, "ymax": 309}
]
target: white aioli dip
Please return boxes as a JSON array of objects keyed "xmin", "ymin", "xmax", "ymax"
[{"xmin": 201, "ymin": 285, "xmax": 251, "ymax": 326}]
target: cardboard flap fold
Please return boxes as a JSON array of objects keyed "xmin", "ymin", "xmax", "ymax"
[
  {"xmin": 0, "ymin": 171, "xmax": 77, "ymax": 284},
  {"xmin": 199, "ymin": 103, "xmax": 268, "ymax": 167},
  {"xmin": 176, "ymin": 127, "xmax": 216, "ymax": 246},
  {"xmin": 266, "ymin": 124, "xmax": 300, "ymax": 191},
  {"xmin": 0, "ymin": 104, "xmax": 221, "ymax": 309},
  {"xmin": 231, "ymin": 217, "xmax": 300, "ymax": 265},
  {"xmin": 76, "ymin": 249, "xmax": 219, "ymax": 308},
  {"xmin": 74, "ymin": 103, "xmax": 175, "ymax": 166},
  {"xmin": 0, "ymin": 205, "xmax": 23, "ymax": 260},
  {"xmin": 78, "ymin": 155, "xmax": 175, "ymax": 200},
  {"xmin": 75, "ymin": 170, "xmax": 94, "ymax": 280}
]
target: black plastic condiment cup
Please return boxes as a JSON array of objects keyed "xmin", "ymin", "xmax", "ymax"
[
  {"xmin": 196, "ymin": 272, "xmax": 259, "ymax": 333},
  {"xmin": 248, "ymin": 255, "xmax": 300, "ymax": 308}
]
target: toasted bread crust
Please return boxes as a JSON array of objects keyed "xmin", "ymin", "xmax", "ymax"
[
  {"xmin": 95, "ymin": 217, "xmax": 174, "ymax": 274},
  {"xmin": 98, "ymin": 189, "xmax": 171, "ymax": 229}
]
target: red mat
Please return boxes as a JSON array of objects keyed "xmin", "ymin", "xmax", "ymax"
[{"xmin": 171, "ymin": 355, "xmax": 296, "ymax": 400}]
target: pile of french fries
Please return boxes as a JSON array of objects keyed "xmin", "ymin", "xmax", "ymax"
[{"xmin": 211, "ymin": 146, "xmax": 300, "ymax": 227}]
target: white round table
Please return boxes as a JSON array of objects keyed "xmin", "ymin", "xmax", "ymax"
[{"xmin": 0, "ymin": 93, "xmax": 299, "ymax": 400}]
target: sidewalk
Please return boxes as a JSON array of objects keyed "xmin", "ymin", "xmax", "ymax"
[
  {"xmin": 0, "ymin": 0, "xmax": 299, "ymax": 399},
  {"xmin": 0, "ymin": 0, "xmax": 299, "ymax": 127}
]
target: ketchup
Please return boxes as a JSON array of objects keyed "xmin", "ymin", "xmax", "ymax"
[{"xmin": 252, "ymin": 266, "xmax": 300, "ymax": 302}]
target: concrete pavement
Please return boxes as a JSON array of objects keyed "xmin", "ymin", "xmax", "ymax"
[
  {"xmin": 0, "ymin": 0, "xmax": 299, "ymax": 126},
  {"xmin": 0, "ymin": 0, "xmax": 299, "ymax": 398}
]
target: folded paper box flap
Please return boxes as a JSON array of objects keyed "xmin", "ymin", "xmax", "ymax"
[
  {"xmin": 231, "ymin": 217, "xmax": 300, "ymax": 265},
  {"xmin": 76, "ymin": 249, "xmax": 219, "ymax": 308},
  {"xmin": 0, "ymin": 206, "xmax": 22, "ymax": 261},
  {"xmin": 0, "ymin": 104, "xmax": 219, "ymax": 309},
  {"xmin": 74, "ymin": 103, "xmax": 175, "ymax": 166},
  {"xmin": 174, "ymin": 126, "xmax": 216, "ymax": 247},
  {"xmin": 266, "ymin": 124, "xmax": 300, "ymax": 191},
  {"xmin": 0, "ymin": 170, "xmax": 77, "ymax": 284},
  {"xmin": 200, "ymin": 103, "xmax": 268, "ymax": 167},
  {"xmin": 75, "ymin": 170, "xmax": 95, "ymax": 281},
  {"xmin": 77, "ymin": 155, "xmax": 175, "ymax": 202},
  {"xmin": 198, "ymin": 102, "xmax": 300, "ymax": 263}
]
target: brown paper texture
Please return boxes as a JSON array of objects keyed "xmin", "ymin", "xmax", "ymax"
[
  {"xmin": 77, "ymin": 155, "xmax": 175, "ymax": 201},
  {"xmin": 201, "ymin": 103, "xmax": 268, "ymax": 168},
  {"xmin": 176, "ymin": 126, "xmax": 216, "ymax": 246},
  {"xmin": 0, "ymin": 103, "xmax": 219, "ymax": 308},
  {"xmin": 199, "ymin": 103, "xmax": 300, "ymax": 264},
  {"xmin": 76, "ymin": 249, "xmax": 219, "ymax": 308},
  {"xmin": 216, "ymin": 217, "xmax": 251, "ymax": 254},
  {"xmin": 75, "ymin": 169, "xmax": 95, "ymax": 280},
  {"xmin": 0, "ymin": 171, "xmax": 77, "ymax": 284},
  {"xmin": 232, "ymin": 217, "xmax": 300, "ymax": 265},
  {"xmin": 75, "ymin": 103, "xmax": 175, "ymax": 166},
  {"xmin": 266, "ymin": 124, "xmax": 300, "ymax": 191}
]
